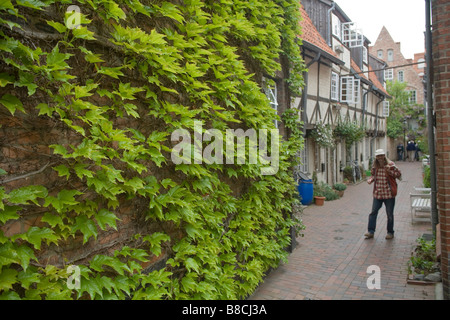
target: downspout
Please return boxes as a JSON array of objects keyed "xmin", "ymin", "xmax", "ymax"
[
  {"xmin": 371, "ymin": 97, "xmax": 384, "ymax": 156},
  {"xmin": 425, "ymin": 0, "xmax": 438, "ymax": 234},
  {"xmin": 301, "ymin": 52, "xmax": 321, "ymax": 137},
  {"xmin": 327, "ymin": 1, "xmax": 336, "ymax": 47},
  {"xmin": 360, "ymin": 88, "xmax": 370, "ymax": 162}
]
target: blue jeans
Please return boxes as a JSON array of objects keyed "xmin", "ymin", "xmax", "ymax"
[{"xmin": 367, "ymin": 198, "xmax": 395, "ymax": 234}]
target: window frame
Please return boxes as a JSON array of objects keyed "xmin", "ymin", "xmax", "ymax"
[
  {"xmin": 408, "ymin": 90, "xmax": 417, "ymax": 104},
  {"xmin": 398, "ymin": 70, "xmax": 404, "ymax": 82},
  {"xmin": 342, "ymin": 22, "xmax": 364, "ymax": 48},
  {"xmin": 377, "ymin": 50, "xmax": 383, "ymax": 59},
  {"xmin": 382, "ymin": 101, "xmax": 390, "ymax": 117},
  {"xmin": 332, "ymin": 14, "xmax": 341, "ymax": 40},
  {"xmin": 362, "ymin": 46, "xmax": 368, "ymax": 64},
  {"xmin": 340, "ymin": 76, "xmax": 360, "ymax": 104},
  {"xmin": 387, "ymin": 49, "xmax": 394, "ymax": 62},
  {"xmin": 331, "ymin": 72, "xmax": 339, "ymax": 101},
  {"xmin": 384, "ymin": 68, "xmax": 393, "ymax": 81}
]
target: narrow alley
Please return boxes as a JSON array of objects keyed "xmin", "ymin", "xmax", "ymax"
[{"xmin": 250, "ymin": 161, "xmax": 436, "ymax": 300}]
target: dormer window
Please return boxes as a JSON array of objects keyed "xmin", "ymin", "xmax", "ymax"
[
  {"xmin": 342, "ymin": 22, "xmax": 364, "ymax": 48},
  {"xmin": 332, "ymin": 14, "xmax": 341, "ymax": 40}
]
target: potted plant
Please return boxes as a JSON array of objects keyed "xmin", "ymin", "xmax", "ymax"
[
  {"xmin": 313, "ymin": 182, "xmax": 328, "ymax": 205},
  {"xmin": 333, "ymin": 183, "xmax": 347, "ymax": 197}
]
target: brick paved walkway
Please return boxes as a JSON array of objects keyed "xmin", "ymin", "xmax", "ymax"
[{"xmin": 250, "ymin": 161, "xmax": 436, "ymax": 300}]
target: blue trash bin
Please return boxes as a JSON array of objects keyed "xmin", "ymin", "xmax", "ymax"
[{"xmin": 298, "ymin": 179, "xmax": 313, "ymax": 205}]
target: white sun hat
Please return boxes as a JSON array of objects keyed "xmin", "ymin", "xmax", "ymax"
[{"xmin": 375, "ymin": 149, "xmax": 385, "ymax": 156}]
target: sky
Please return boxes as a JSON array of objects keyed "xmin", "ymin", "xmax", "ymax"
[{"xmin": 334, "ymin": 0, "xmax": 426, "ymax": 60}]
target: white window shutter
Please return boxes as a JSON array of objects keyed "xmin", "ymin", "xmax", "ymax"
[
  {"xmin": 382, "ymin": 101, "xmax": 390, "ymax": 117},
  {"xmin": 353, "ymin": 78, "xmax": 360, "ymax": 104},
  {"xmin": 331, "ymin": 72, "xmax": 339, "ymax": 101},
  {"xmin": 342, "ymin": 22, "xmax": 364, "ymax": 48},
  {"xmin": 340, "ymin": 76, "xmax": 354, "ymax": 103}
]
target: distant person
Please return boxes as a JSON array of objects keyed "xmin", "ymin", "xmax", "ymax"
[
  {"xmin": 406, "ymin": 140, "xmax": 416, "ymax": 162},
  {"xmin": 365, "ymin": 149, "xmax": 402, "ymax": 240},
  {"xmin": 415, "ymin": 141, "xmax": 421, "ymax": 161},
  {"xmin": 397, "ymin": 143, "xmax": 404, "ymax": 161}
]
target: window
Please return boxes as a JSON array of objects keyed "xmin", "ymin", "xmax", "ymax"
[
  {"xmin": 331, "ymin": 72, "xmax": 339, "ymax": 101},
  {"xmin": 387, "ymin": 49, "xmax": 394, "ymax": 62},
  {"xmin": 382, "ymin": 101, "xmax": 390, "ymax": 117},
  {"xmin": 418, "ymin": 58, "xmax": 425, "ymax": 69},
  {"xmin": 398, "ymin": 70, "xmax": 404, "ymax": 82},
  {"xmin": 362, "ymin": 46, "xmax": 368, "ymax": 64},
  {"xmin": 384, "ymin": 68, "xmax": 393, "ymax": 80},
  {"xmin": 298, "ymin": 141, "xmax": 309, "ymax": 174},
  {"xmin": 263, "ymin": 79, "xmax": 278, "ymax": 128},
  {"xmin": 332, "ymin": 14, "xmax": 341, "ymax": 39},
  {"xmin": 342, "ymin": 22, "xmax": 363, "ymax": 48},
  {"xmin": 377, "ymin": 50, "xmax": 383, "ymax": 59},
  {"xmin": 408, "ymin": 90, "xmax": 417, "ymax": 104},
  {"xmin": 340, "ymin": 76, "xmax": 360, "ymax": 104}
]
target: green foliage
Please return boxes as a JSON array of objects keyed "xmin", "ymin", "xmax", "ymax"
[
  {"xmin": 409, "ymin": 236, "xmax": 437, "ymax": 276},
  {"xmin": 0, "ymin": 0, "xmax": 305, "ymax": 299},
  {"xmin": 333, "ymin": 183, "xmax": 347, "ymax": 191},
  {"xmin": 334, "ymin": 121, "xmax": 365, "ymax": 151},
  {"xmin": 311, "ymin": 121, "xmax": 334, "ymax": 148},
  {"xmin": 423, "ymin": 165, "xmax": 431, "ymax": 188},
  {"xmin": 313, "ymin": 182, "xmax": 338, "ymax": 201},
  {"xmin": 386, "ymin": 80, "xmax": 427, "ymax": 139}
]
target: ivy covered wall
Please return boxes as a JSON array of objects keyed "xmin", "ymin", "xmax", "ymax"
[{"xmin": 0, "ymin": 0, "xmax": 305, "ymax": 299}]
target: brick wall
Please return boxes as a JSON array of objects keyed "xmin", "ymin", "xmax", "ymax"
[
  {"xmin": 369, "ymin": 27, "xmax": 425, "ymax": 107},
  {"xmin": 432, "ymin": 0, "xmax": 450, "ymax": 300}
]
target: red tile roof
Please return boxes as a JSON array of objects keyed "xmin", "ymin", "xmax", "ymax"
[
  {"xmin": 351, "ymin": 59, "xmax": 369, "ymax": 81},
  {"xmin": 368, "ymin": 65, "xmax": 390, "ymax": 96},
  {"xmin": 299, "ymin": 5, "xmax": 339, "ymax": 60}
]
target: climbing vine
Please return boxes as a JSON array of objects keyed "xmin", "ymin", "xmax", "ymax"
[{"xmin": 0, "ymin": 0, "xmax": 305, "ymax": 299}]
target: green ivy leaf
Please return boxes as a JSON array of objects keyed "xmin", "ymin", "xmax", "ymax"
[
  {"xmin": 17, "ymin": 267, "xmax": 41, "ymax": 290},
  {"xmin": 72, "ymin": 26, "xmax": 95, "ymax": 40},
  {"xmin": 0, "ymin": 268, "xmax": 18, "ymax": 291},
  {"xmin": 15, "ymin": 0, "xmax": 46, "ymax": 10},
  {"xmin": 0, "ymin": 73, "xmax": 14, "ymax": 87},
  {"xmin": 16, "ymin": 226, "xmax": 58, "ymax": 250},
  {"xmin": 73, "ymin": 215, "xmax": 97, "ymax": 244},
  {"xmin": 0, "ymin": 94, "xmax": 25, "ymax": 115},
  {"xmin": 95, "ymin": 209, "xmax": 118, "ymax": 231},
  {"xmin": 15, "ymin": 245, "xmax": 36, "ymax": 271},
  {"xmin": 7, "ymin": 185, "xmax": 48, "ymax": 205},
  {"xmin": 46, "ymin": 20, "xmax": 67, "ymax": 33},
  {"xmin": 0, "ymin": 206, "xmax": 21, "ymax": 224},
  {"xmin": 53, "ymin": 164, "xmax": 70, "ymax": 180}
]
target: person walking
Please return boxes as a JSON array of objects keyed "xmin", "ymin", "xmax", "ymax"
[
  {"xmin": 364, "ymin": 149, "xmax": 402, "ymax": 240},
  {"xmin": 406, "ymin": 140, "xmax": 416, "ymax": 162}
]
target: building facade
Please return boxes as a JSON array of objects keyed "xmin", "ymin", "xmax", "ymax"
[
  {"xmin": 369, "ymin": 26, "xmax": 425, "ymax": 107},
  {"xmin": 296, "ymin": 0, "xmax": 389, "ymax": 186},
  {"xmin": 432, "ymin": 0, "xmax": 450, "ymax": 301}
]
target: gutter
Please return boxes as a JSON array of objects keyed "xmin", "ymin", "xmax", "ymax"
[
  {"xmin": 301, "ymin": 51, "xmax": 322, "ymax": 137},
  {"xmin": 425, "ymin": 0, "xmax": 438, "ymax": 234},
  {"xmin": 326, "ymin": 1, "xmax": 336, "ymax": 47},
  {"xmin": 370, "ymin": 97, "xmax": 385, "ymax": 158}
]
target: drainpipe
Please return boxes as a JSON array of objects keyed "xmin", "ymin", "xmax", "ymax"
[
  {"xmin": 361, "ymin": 86, "xmax": 372, "ymax": 126},
  {"xmin": 425, "ymin": 0, "xmax": 438, "ymax": 234},
  {"xmin": 371, "ymin": 97, "xmax": 384, "ymax": 157},
  {"xmin": 301, "ymin": 52, "xmax": 321, "ymax": 137},
  {"xmin": 327, "ymin": 1, "xmax": 336, "ymax": 47}
]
